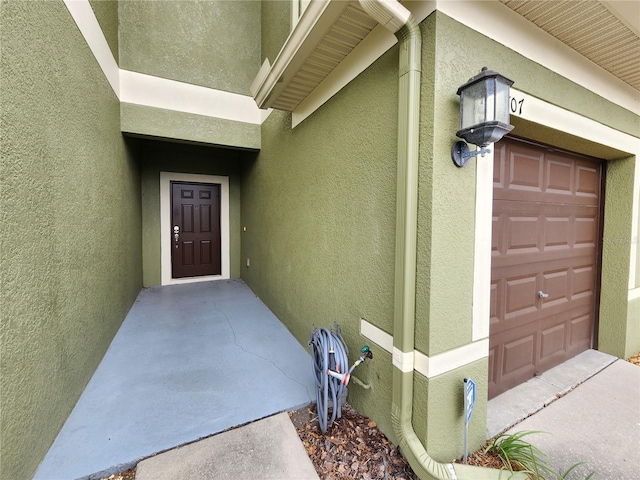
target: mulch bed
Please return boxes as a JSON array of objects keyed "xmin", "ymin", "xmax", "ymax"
[
  {"xmin": 288, "ymin": 403, "xmax": 509, "ymax": 479},
  {"xmin": 289, "ymin": 404, "xmax": 419, "ymax": 479},
  {"xmin": 101, "ymin": 468, "xmax": 136, "ymax": 480}
]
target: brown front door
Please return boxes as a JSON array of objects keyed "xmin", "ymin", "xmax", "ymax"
[
  {"xmin": 171, "ymin": 181, "xmax": 221, "ymax": 278},
  {"xmin": 489, "ymin": 137, "xmax": 602, "ymax": 398}
]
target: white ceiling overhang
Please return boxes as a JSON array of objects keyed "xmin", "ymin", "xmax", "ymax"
[
  {"xmin": 251, "ymin": 0, "xmax": 640, "ymax": 115},
  {"xmin": 251, "ymin": 1, "xmax": 379, "ymax": 111}
]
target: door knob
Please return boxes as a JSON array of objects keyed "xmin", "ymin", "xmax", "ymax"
[
  {"xmin": 173, "ymin": 225, "xmax": 179, "ymax": 245},
  {"xmin": 538, "ymin": 291, "xmax": 549, "ymax": 299}
]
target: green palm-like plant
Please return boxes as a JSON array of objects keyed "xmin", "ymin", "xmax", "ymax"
[{"xmin": 486, "ymin": 430, "xmax": 594, "ymax": 480}]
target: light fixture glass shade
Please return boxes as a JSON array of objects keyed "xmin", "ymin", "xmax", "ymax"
[{"xmin": 456, "ymin": 67, "xmax": 514, "ymax": 147}]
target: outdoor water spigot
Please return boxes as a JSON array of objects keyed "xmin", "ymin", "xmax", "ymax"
[{"xmin": 361, "ymin": 345, "xmax": 373, "ymax": 360}]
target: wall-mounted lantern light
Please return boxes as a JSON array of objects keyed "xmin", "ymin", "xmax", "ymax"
[{"xmin": 451, "ymin": 67, "xmax": 514, "ymax": 167}]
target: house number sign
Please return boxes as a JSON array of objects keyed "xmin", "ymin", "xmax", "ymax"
[{"xmin": 509, "ymin": 95, "xmax": 525, "ymax": 116}]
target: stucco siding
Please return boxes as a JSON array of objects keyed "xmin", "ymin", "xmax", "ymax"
[
  {"xmin": 0, "ymin": 2, "xmax": 142, "ymax": 479},
  {"xmin": 260, "ymin": 0, "xmax": 291, "ymax": 66},
  {"xmin": 121, "ymin": 103, "xmax": 261, "ymax": 151},
  {"xmin": 119, "ymin": 0, "xmax": 261, "ymax": 96},
  {"xmin": 242, "ymin": 45, "xmax": 399, "ymax": 439}
]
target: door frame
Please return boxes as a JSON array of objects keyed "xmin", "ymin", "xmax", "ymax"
[{"xmin": 160, "ymin": 172, "xmax": 230, "ymax": 285}]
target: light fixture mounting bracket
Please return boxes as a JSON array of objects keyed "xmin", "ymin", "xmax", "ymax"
[{"xmin": 451, "ymin": 141, "xmax": 491, "ymax": 168}]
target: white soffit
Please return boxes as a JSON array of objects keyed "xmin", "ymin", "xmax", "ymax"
[
  {"xmin": 253, "ymin": 0, "xmax": 639, "ymax": 120},
  {"xmin": 253, "ymin": 1, "xmax": 379, "ymax": 111},
  {"xmin": 500, "ymin": 0, "xmax": 640, "ymax": 92}
]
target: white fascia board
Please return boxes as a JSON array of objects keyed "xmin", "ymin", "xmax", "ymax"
[
  {"xmin": 253, "ymin": 0, "xmax": 350, "ymax": 109},
  {"xmin": 64, "ymin": 0, "xmax": 120, "ymax": 97},
  {"xmin": 120, "ymin": 70, "xmax": 264, "ymax": 125}
]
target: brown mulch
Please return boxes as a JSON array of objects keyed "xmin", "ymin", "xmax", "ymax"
[
  {"xmin": 100, "ymin": 468, "xmax": 136, "ymax": 480},
  {"xmin": 289, "ymin": 404, "xmax": 419, "ymax": 479},
  {"xmin": 289, "ymin": 403, "xmax": 507, "ymax": 479},
  {"xmin": 628, "ymin": 352, "xmax": 640, "ymax": 366}
]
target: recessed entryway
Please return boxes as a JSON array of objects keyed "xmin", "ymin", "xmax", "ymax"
[{"xmin": 489, "ymin": 137, "xmax": 603, "ymax": 398}]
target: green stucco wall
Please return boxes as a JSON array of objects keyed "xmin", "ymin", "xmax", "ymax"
[
  {"xmin": 242, "ymin": 44, "xmax": 400, "ymax": 438},
  {"xmin": 599, "ymin": 157, "xmax": 638, "ymax": 358},
  {"xmin": 119, "ymin": 0, "xmax": 261, "ymax": 95},
  {"xmin": 89, "ymin": 0, "xmax": 119, "ymax": 63},
  {"xmin": 121, "ymin": 103, "xmax": 261, "ymax": 151},
  {"xmin": 261, "ymin": 0, "xmax": 291, "ymax": 65},
  {"xmin": 0, "ymin": 2, "xmax": 142, "ymax": 479},
  {"xmin": 636, "ymin": 209, "xmax": 640, "ymax": 288},
  {"xmin": 139, "ymin": 139, "xmax": 245, "ymax": 286}
]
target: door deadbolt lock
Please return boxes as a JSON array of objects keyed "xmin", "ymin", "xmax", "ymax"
[
  {"xmin": 538, "ymin": 291, "xmax": 549, "ymax": 299},
  {"xmin": 173, "ymin": 225, "xmax": 180, "ymax": 246}
]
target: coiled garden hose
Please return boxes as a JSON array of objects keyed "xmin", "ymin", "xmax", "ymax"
[{"xmin": 309, "ymin": 324, "xmax": 372, "ymax": 433}]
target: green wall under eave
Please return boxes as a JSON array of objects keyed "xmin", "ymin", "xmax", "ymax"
[
  {"xmin": 261, "ymin": 0, "xmax": 291, "ymax": 65},
  {"xmin": 121, "ymin": 103, "xmax": 261, "ymax": 151},
  {"xmin": 139, "ymin": 140, "xmax": 245, "ymax": 287},
  {"xmin": 0, "ymin": 2, "xmax": 142, "ymax": 479},
  {"xmin": 242, "ymin": 45, "xmax": 400, "ymax": 439},
  {"xmin": 119, "ymin": 0, "xmax": 261, "ymax": 95}
]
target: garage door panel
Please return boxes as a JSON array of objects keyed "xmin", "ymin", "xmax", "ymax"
[
  {"xmin": 575, "ymin": 215, "xmax": 598, "ymax": 247},
  {"xmin": 490, "ymin": 137, "xmax": 601, "ymax": 399},
  {"xmin": 509, "ymin": 149, "xmax": 544, "ymax": 193},
  {"xmin": 544, "ymin": 216, "xmax": 571, "ymax": 250},
  {"xmin": 568, "ymin": 312, "xmax": 592, "ymax": 352},
  {"xmin": 503, "ymin": 334, "xmax": 536, "ymax": 376},
  {"xmin": 546, "ymin": 158, "xmax": 574, "ymax": 196},
  {"xmin": 541, "ymin": 268, "xmax": 570, "ymax": 306},
  {"xmin": 507, "ymin": 215, "xmax": 541, "ymax": 255},
  {"xmin": 576, "ymin": 163, "xmax": 600, "ymax": 201},
  {"xmin": 539, "ymin": 323, "xmax": 567, "ymax": 363},
  {"xmin": 504, "ymin": 274, "xmax": 538, "ymax": 322}
]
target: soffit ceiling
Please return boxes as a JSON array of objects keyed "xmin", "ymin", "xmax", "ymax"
[
  {"xmin": 254, "ymin": 0, "xmax": 640, "ymax": 113},
  {"xmin": 500, "ymin": 0, "xmax": 640, "ymax": 91},
  {"xmin": 269, "ymin": 1, "xmax": 378, "ymax": 111}
]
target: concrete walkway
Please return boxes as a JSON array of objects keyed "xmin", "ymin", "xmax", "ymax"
[
  {"xmin": 489, "ymin": 354, "xmax": 640, "ymax": 480},
  {"xmin": 33, "ymin": 280, "xmax": 315, "ymax": 480},
  {"xmin": 135, "ymin": 412, "xmax": 319, "ymax": 480}
]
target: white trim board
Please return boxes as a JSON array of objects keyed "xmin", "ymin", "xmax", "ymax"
[
  {"xmin": 160, "ymin": 173, "xmax": 230, "ymax": 286},
  {"xmin": 63, "ymin": 0, "xmax": 269, "ymax": 125},
  {"xmin": 359, "ymin": 319, "xmax": 489, "ymax": 378},
  {"xmin": 64, "ymin": 0, "xmax": 120, "ymax": 96}
]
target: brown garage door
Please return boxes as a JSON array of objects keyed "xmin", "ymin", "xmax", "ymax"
[{"xmin": 489, "ymin": 137, "xmax": 602, "ymax": 398}]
